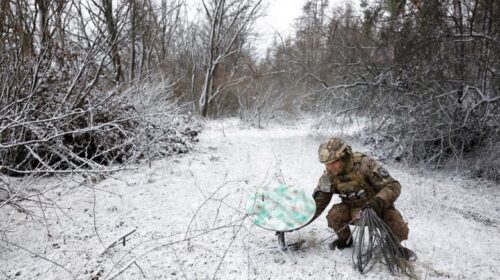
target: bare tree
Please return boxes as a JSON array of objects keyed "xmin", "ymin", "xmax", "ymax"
[
  {"xmin": 198, "ymin": 0, "xmax": 263, "ymax": 117},
  {"xmin": 100, "ymin": 0, "xmax": 124, "ymax": 82},
  {"xmin": 128, "ymin": 0, "xmax": 137, "ymax": 80},
  {"xmin": 35, "ymin": 0, "xmax": 50, "ymax": 50}
]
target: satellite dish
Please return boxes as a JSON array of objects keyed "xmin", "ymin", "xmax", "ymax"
[{"xmin": 246, "ymin": 184, "xmax": 316, "ymax": 232}]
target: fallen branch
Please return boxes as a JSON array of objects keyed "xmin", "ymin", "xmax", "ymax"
[{"xmin": 100, "ymin": 228, "xmax": 138, "ymax": 256}]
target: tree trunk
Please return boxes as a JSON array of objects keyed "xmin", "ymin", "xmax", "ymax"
[
  {"xmin": 102, "ymin": 0, "xmax": 124, "ymax": 82},
  {"xmin": 129, "ymin": 0, "xmax": 136, "ymax": 81},
  {"xmin": 453, "ymin": 0, "xmax": 465, "ymax": 104},
  {"xmin": 35, "ymin": 0, "xmax": 50, "ymax": 52},
  {"xmin": 54, "ymin": 0, "xmax": 66, "ymax": 65},
  {"xmin": 16, "ymin": 0, "xmax": 33, "ymax": 58}
]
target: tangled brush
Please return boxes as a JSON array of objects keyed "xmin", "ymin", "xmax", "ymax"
[{"xmin": 352, "ymin": 208, "xmax": 415, "ymax": 278}]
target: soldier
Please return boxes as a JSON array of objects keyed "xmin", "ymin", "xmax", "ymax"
[{"xmin": 312, "ymin": 137, "xmax": 416, "ymax": 261}]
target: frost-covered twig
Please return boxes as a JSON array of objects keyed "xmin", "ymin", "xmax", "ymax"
[
  {"xmin": 100, "ymin": 228, "xmax": 138, "ymax": 256},
  {"xmin": 1, "ymin": 68, "xmax": 201, "ymax": 176},
  {"xmin": 92, "ymin": 184, "xmax": 105, "ymax": 247},
  {"xmin": 105, "ymin": 218, "xmax": 247, "ymax": 280},
  {"xmin": 212, "ymin": 215, "xmax": 248, "ymax": 280},
  {"xmin": 1, "ymin": 239, "xmax": 73, "ymax": 276},
  {"xmin": 0, "ymin": 175, "xmax": 36, "ymax": 215},
  {"xmin": 184, "ymin": 179, "xmax": 243, "ymax": 239}
]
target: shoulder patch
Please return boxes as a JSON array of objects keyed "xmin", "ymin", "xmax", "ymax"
[
  {"xmin": 351, "ymin": 152, "xmax": 365, "ymax": 163},
  {"xmin": 377, "ymin": 166, "xmax": 390, "ymax": 178}
]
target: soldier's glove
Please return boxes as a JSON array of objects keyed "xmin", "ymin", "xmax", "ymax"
[{"xmin": 363, "ymin": 197, "xmax": 385, "ymax": 217}]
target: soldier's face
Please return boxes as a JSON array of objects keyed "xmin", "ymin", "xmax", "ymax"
[{"xmin": 325, "ymin": 160, "xmax": 343, "ymax": 175}]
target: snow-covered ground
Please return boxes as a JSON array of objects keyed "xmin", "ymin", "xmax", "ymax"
[{"xmin": 1, "ymin": 118, "xmax": 499, "ymax": 280}]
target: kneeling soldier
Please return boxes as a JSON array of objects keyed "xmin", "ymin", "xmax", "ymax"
[{"xmin": 312, "ymin": 137, "xmax": 416, "ymax": 261}]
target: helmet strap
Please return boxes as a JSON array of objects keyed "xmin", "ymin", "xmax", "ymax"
[{"xmin": 340, "ymin": 154, "xmax": 353, "ymax": 175}]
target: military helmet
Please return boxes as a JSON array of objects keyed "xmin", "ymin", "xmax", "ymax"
[{"xmin": 318, "ymin": 137, "xmax": 352, "ymax": 164}]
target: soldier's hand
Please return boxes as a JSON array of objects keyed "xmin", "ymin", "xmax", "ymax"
[{"xmin": 364, "ymin": 197, "xmax": 385, "ymax": 217}]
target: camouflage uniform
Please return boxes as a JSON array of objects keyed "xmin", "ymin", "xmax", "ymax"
[{"xmin": 313, "ymin": 138, "xmax": 409, "ymax": 244}]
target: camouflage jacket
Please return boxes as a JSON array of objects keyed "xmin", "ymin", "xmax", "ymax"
[{"xmin": 312, "ymin": 152, "xmax": 401, "ymax": 219}]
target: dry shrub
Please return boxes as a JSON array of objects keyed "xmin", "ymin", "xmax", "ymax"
[
  {"xmin": 309, "ymin": 70, "xmax": 500, "ymax": 182},
  {"xmin": 0, "ymin": 52, "xmax": 201, "ymax": 175},
  {"xmin": 362, "ymin": 76, "xmax": 500, "ymax": 181}
]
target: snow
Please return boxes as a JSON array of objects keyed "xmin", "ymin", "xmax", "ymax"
[{"xmin": 1, "ymin": 117, "xmax": 499, "ymax": 279}]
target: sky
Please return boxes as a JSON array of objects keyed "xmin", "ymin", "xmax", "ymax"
[
  {"xmin": 260, "ymin": 0, "xmax": 305, "ymax": 36},
  {"xmin": 184, "ymin": 0, "xmax": 304, "ymax": 55},
  {"xmin": 185, "ymin": 0, "xmax": 361, "ymax": 58},
  {"xmin": 255, "ymin": 0, "xmax": 361, "ymax": 57},
  {"xmin": 253, "ymin": 0, "xmax": 304, "ymax": 56},
  {"xmin": 184, "ymin": 0, "xmax": 305, "ymax": 57}
]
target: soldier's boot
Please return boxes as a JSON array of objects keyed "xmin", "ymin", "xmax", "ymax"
[
  {"xmin": 328, "ymin": 237, "xmax": 353, "ymax": 250},
  {"xmin": 385, "ymin": 235, "xmax": 417, "ymax": 261},
  {"xmin": 399, "ymin": 246, "xmax": 417, "ymax": 261},
  {"xmin": 382, "ymin": 208, "xmax": 414, "ymax": 261}
]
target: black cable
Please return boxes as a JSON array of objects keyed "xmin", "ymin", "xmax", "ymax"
[{"xmin": 352, "ymin": 208, "xmax": 416, "ymax": 278}]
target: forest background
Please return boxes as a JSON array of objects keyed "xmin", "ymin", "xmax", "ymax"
[
  {"xmin": 1, "ymin": 1, "xmax": 500, "ymax": 279},
  {"xmin": 1, "ymin": 0, "xmax": 499, "ymax": 181}
]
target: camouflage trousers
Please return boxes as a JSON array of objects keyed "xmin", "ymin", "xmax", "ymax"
[{"xmin": 326, "ymin": 202, "xmax": 409, "ymax": 243}]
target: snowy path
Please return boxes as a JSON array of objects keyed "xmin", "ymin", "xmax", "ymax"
[{"xmin": 1, "ymin": 118, "xmax": 499, "ymax": 279}]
